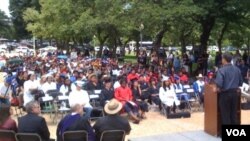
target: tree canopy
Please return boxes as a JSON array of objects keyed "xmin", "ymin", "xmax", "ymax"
[{"xmin": 7, "ymin": 0, "xmax": 249, "ymax": 54}]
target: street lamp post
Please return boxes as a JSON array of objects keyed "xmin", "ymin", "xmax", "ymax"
[
  {"xmin": 139, "ymin": 23, "xmax": 144, "ymax": 48},
  {"xmin": 33, "ymin": 36, "xmax": 36, "ymax": 56}
]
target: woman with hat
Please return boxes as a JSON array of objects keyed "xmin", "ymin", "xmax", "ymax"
[
  {"xmin": 93, "ymin": 99, "xmax": 131, "ymax": 141},
  {"xmin": 159, "ymin": 76, "xmax": 180, "ymax": 115}
]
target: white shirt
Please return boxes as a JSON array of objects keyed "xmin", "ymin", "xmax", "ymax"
[
  {"xmin": 71, "ymin": 83, "xmax": 77, "ymax": 92},
  {"xmin": 60, "ymin": 84, "xmax": 69, "ymax": 95},
  {"xmin": 68, "ymin": 89, "xmax": 92, "ymax": 108},
  {"xmin": 196, "ymin": 80, "xmax": 205, "ymax": 93},
  {"xmin": 113, "ymin": 81, "xmax": 120, "ymax": 90},
  {"xmin": 159, "ymin": 85, "xmax": 180, "ymax": 107},
  {"xmin": 41, "ymin": 82, "xmax": 57, "ymax": 93},
  {"xmin": 0, "ymin": 84, "xmax": 12, "ymax": 98},
  {"xmin": 23, "ymin": 80, "xmax": 40, "ymax": 106}
]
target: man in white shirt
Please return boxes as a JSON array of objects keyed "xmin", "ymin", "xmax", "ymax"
[
  {"xmin": 41, "ymin": 75, "xmax": 57, "ymax": 94},
  {"xmin": 68, "ymin": 81, "xmax": 92, "ymax": 119},
  {"xmin": 23, "ymin": 73, "xmax": 40, "ymax": 106}
]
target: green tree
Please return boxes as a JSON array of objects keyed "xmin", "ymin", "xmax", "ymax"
[
  {"xmin": 9, "ymin": 0, "xmax": 40, "ymax": 39},
  {"xmin": 0, "ymin": 10, "xmax": 11, "ymax": 38}
]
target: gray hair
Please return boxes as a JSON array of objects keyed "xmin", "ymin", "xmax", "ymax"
[
  {"xmin": 25, "ymin": 101, "xmax": 39, "ymax": 113},
  {"xmin": 70, "ymin": 103, "xmax": 81, "ymax": 112}
]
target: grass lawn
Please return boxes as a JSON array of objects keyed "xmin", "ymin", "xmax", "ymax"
[{"xmin": 124, "ymin": 53, "xmax": 137, "ymax": 63}]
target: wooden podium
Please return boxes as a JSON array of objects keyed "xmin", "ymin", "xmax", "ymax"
[{"xmin": 204, "ymin": 84, "xmax": 241, "ymax": 136}]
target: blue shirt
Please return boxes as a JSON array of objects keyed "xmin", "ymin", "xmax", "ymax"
[{"xmin": 215, "ymin": 64, "xmax": 243, "ymax": 91}]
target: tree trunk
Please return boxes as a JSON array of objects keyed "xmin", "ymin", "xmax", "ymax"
[
  {"xmin": 217, "ymin": 22, "xmax": 229, "ymax": 53},
  {"xmin": 180, "ymin": 35, "xmax": 186, "ymax": 55},
  {"xmin": 248, "ymin": 37, "xmax": 250, "ymax": 56},
  {"xmin": 200, "ymin": 16, "xmax": 216, "ymax": 53},
  {"xmin": 153, "ymin": 25, "xmax": 168, "ymax": 51},
  {"xmin": 136, "ymin": 40, "xmax": 140, "ymax": 57}
]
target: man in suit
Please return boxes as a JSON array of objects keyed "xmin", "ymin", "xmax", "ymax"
[
  {"xmin": 18, "ymin": 101, "xmax": 54, "ymax": 141},
  {"xmin": 56, "ymin": 103, "xmax": 95, "ymax": 141},
  {"xmin": 93, "ymin": 98, "xmax": 131, "ymax": 141}
]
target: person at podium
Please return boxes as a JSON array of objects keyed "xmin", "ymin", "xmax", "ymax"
[{"xmin": 214, "ymin": 52, "xmax": 243, "ymax": 125}]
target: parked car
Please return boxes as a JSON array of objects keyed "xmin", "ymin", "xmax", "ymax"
[
  {"xmin": 208, "ymin": 45, "xmax": 219, "ymax": 52},
  {"xmin": 186, "ymin": 45, "xmax": 193, "ymax": 51},
  {"xmin": 15, "ymin": 46, "xmax": 35, "ymax": 54},
  {"xmin": 222, "ymin": 46, "xmax": 237, "ymax": 52},
  {"xmin": 95, "ymin": 46, "xmax": 109, "ymax": 52},
  {"xmin": 0, "ymin": 44, "xmax": 8, "ymax": 50}
]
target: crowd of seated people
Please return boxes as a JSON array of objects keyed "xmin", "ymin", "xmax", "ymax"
[{"xmin": 0, "ymin": 50, "xmax": 220, "ymax": 140}]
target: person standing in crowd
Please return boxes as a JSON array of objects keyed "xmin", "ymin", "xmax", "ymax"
[
  {"xmin": 215, "ymin": 53, "xmax": 243, "ymax": 125},
  {"xmin": 56, "ymin": 103, "xmax": 95, "ymax": 141},
  {"xmin": 0, "ymin": 104, "xmax": 17, "ymax": 132},
  {"xmin": 215, "ymin": 51, "xmax": 222, "ymax": 67},
  {"xmin": 93, "ymin": 99, "xmax": 131, "ymax": 141},
  {"xmin": 68, "ymin": 81, "xmax": 92, "ymax": 119},
  {"xmin": 18, "ymin": 101, "xmax": 54, "ymax": 141},
  {"xmin": 237, "ymin": 60, "xmax": 248, "ymax": 83},
  {"xmin": 137, "ymin": 50, "xmax": 147, "ymax": 67}
]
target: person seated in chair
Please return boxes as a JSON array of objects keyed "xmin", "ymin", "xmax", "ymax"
[
  {"xmin": 114, "ymin": 78, "xmax": 140, "ymax": 124},
  {"xmin": 18, "ymin": 101, "xmax": 54, "ymax": 141},
  {"xmin": 0, "ymin": 104, "xmax": 17, "ymax": 132},
  {"xmin": 93, "ymin": 99, "xmax": 131, "ymax": 141},
  {"xmin": 193, "ymin": 74, "xmax": 205, "ymax": 104},
  {"xmin": 85, "ymin": 74, "xmax": 102, "ymax": 91},
  {"xmin": 56, "ymin": 103, "xmax": 95, "ymax": 141},
  {"xmin": 41, "ymin": 75, "xmax": 57, "ymax": 94},
  {"xmin": 68, "ymin": 81, "xmax": 92, "ymax": 119},
  {"xmin": 159, "ymin": 77, "xmax": 180, "ymax": 115},
  {"xmin": 100, "ymin": 78, "xmax": 114, "ymax": 107},
  {"xmin": 131, "ymin": 79, "xmax": 148, "ymax": 119},
  {"xmin": 147, "ymin": 78, "xmax": 162, "ymax": 110},
  {"xmin": 173, "ymin": 77, "xmax": 190, "ymax": 102}
]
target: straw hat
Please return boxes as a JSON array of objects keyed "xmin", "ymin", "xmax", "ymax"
[
  {"xmin": 104, "ymin": 99, "xmax": 123, "ymax": 115},
  {"xmin": 197, "ymin": 73, "xmax": 203, "ymax": 78}
]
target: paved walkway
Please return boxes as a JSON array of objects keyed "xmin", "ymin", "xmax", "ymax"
[
  {"xmin": 12, "ymin": 107, "xmax": 250, "ymax": 141},
  {"xmin": 129, "ymin": 130, "xmax": 221, "ymax": 141}
]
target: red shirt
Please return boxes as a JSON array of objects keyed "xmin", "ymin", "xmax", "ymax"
[
  {"xmin": 0, "ymin": 117, "xmax": 17, "ymax": 132},
  {"xmin": 180, "ymin": 74, "xmax": 189, "ymax": 83},
  {"xmin": 127, "ymin": 73, "xmax": 139, "ymax": 82},
  {"xmin": 114, "ymin": 86, "xmax": 133, "ymax": 106},
  {"xmin": 0, "ymin": 117, "xmax": 17, "ymax": 141}
]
